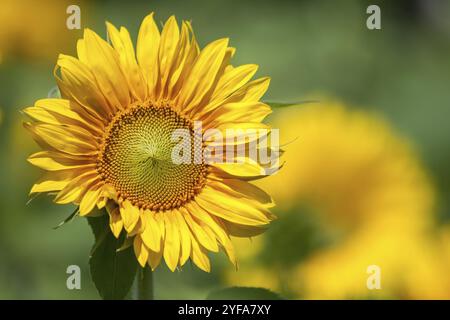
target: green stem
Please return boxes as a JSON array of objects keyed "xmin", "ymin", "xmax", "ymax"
[{"xmin": 137, "ymin": 266, "xmax": 154, "ymax": 300}]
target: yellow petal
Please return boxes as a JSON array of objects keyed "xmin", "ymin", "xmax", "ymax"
[
  {"xmin": 141, "ymin": 211, "xmax": 161, "ymax": 252},
  {"xmin": 154, "ymin": 212, "xmax": 166, "ymax": 239},
  {"xmin": 28, "ymin": 151, "xmax": 94, "ymax": 171},
  {"xmin": 148, "ymin": 247, "xmax": 163, "ymax": 271},
  {"xmin": 120, "ymin": 201, "xmax": 140, "ymax": 232},
  {"xmin": 22, "ymin": 107, "xmax": 62, "ymax": 126},
  {"xmin": 108, "ymin": 206, "xmax": 123, "ymax": 238},
  {"xmin": 163, "ymin": 212, "xmax": 180, "ymax": 271},
  {"xmin": 134, "ymin": 236, "xmax": 149, "ymax": 267},
  {"xmin": 177, "ymin": 38, "xmax": 229, "ymax": 114},
  {"xmin": 210, "ymin": 217, "xmax": 237, "ymax": 266},
  {"xmin": 25, "ymin": 123, "xmax": 98, "ymax": 156},
  {"xmin": 173, "ymin": 210, "xmax": 192, "ymax": 266},
  {"xmin": 212, "ymin": 157, "xmax": 266, "ymax": 177},
  {"xmin": 200, "ymin": 71, "xmax": 269, "ymax": 118},
  {"xmin": 127, "ymin": 216, "xmax": 146, "ymax": 237},
  {"xmin": 54, "ymin": 170, "xmax": 99, "ymax": 204},
  {"xmin": 186, "ymin": 201, "xmax": 236, "ymax": 265},
  {"xmin": 83, "ymin": 29, "xmax": 130, "ymax": 111},
  {"xmin": 180, "ymin": 207, "xmax": 218, "ymax": 252},
  {"xmin": 203, "ymin": 125, "xmax": 269, "ymax": 152},
  {"xmin": 79, "ymin": 183, "xmax": 103, "ymax": 216},
  {"xmin": 166, "ymin": 21, "xmax": 196, "ymax": 99},
  {"xmin": 106, "ymin": 22, "xmax": 147, "ymax": 101},
  {"xmin": 30, "ymin": 170, "xmax": 75, "ymax": 194},
  {"xmin": 96, "ymin": 196, "xmax": 107, "ymax": 209},
  {"xmin": 190, "ymin": 238, "xmax": 210, "ymax": 272},
  {"xmin": 227, "ymin": 77, "xmax": 271, "ymax": 103},
  {"xmin": 137, "ymin": 12, "xmax": 160, "ymax": 98},
  {"xmin": 28, "ymin": 98, "xmax": 103, "ymax": 135},
  {"xmin": 203, "ymin": 102, "xmax": 271, "ymax": 128},
  {"xmin": 196, "ymin": 185, "xmax": 271, "ymax": 226},
  {"xmin": 209, "ymin": 64, "xmax": 258, "ymax": 105},
  {"xmin": 56, "ymin": 54, "xmax": 111, "ymax": 120},
  {"xmin": 158, "ymin": 16, "xmax": 180, "ymax": 97},
  {"xmin": 208, "ymin": 178, "xmax": 274, "ymax": 207},
  {"xmin": 223, "ymin": 221, "xmax": 267, "ymax": 238}
]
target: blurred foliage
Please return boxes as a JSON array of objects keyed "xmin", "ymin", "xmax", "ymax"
[
  {"xmin": 207, "ymin": 287, "xmax": 282, "ymax": 300},
  {"xmin": 0, "ymin": 0, "xmax": 449, "ymax": 299},
  {"xmin": 259, "ymin": 207, "xmax": 335, "ymax": 268}
]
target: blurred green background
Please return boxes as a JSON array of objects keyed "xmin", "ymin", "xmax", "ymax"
[{"xmin": 0, "ymin": 0, "xmax": 450, "ymax": 299}]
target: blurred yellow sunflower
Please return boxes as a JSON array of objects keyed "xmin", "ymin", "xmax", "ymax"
[
  {"xmin": 24, "ymin": 13, "xmax": 276, "ymax": 272},
  {"xmin": 0, "ymin": 0, "xmax": 80, "ymax": 61},
  {"xmin": 259, "ymin": 101, "xmax": 434, "ymax": 229},
  {"xmin": 227, "ymin": 99, "xmax": 450, "ymax": 298}
]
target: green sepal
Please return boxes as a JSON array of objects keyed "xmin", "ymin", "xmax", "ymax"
[{"xmin": 53, "ymin": 207, "xmax": 79, "ymax": 230}]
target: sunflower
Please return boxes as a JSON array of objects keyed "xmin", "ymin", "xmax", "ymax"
[
  {"xmin": 255, "ymin": 101, "xmax": 434, "ymax": 229},
  {"xmin": 24, "ymin": 13, "xmax": 277, "ymax": 272},
  {"xmin": 0, "ymin": 0, "xmax": 80, "ymax": 61}
]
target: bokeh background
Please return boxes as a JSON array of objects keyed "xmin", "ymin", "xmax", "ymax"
[{"xmin": 1, "ymin": 0, "xmax": 450, "ymax": 299}]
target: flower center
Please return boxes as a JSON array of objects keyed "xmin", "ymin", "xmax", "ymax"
[{"xmin": 98, "ymin": 103, "xmax": 207, "ymax": 211}]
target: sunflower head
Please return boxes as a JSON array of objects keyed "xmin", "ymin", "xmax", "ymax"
[
  {"xmin": 97, "ymin": 102, "xmax": 208, "ymax": 212},
  {"xmin": 24, "ymin": 13, "xmax": 278, "ymax": 272}
]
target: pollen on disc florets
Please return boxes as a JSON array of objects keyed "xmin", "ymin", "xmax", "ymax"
[{"xmin": 97, "ymin": 102, "xmax": 208, "ymax": 211}]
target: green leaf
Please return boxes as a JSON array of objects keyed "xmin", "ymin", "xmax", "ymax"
[
  {"xmin": 88, "ymin": 213, "xmax": 138, "ymax": 300},
  {"xmin": 264, "ymin": 100, "xmax": 318, "ymax": 108},
  {"xmin": 206, "ymin": 287, "xmax": 283, "ymax": 300}
]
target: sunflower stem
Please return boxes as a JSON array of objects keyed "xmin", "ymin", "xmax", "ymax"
[{"xmin": 137, "ymin": 266, "xmax": 154, "ymax": 300}]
